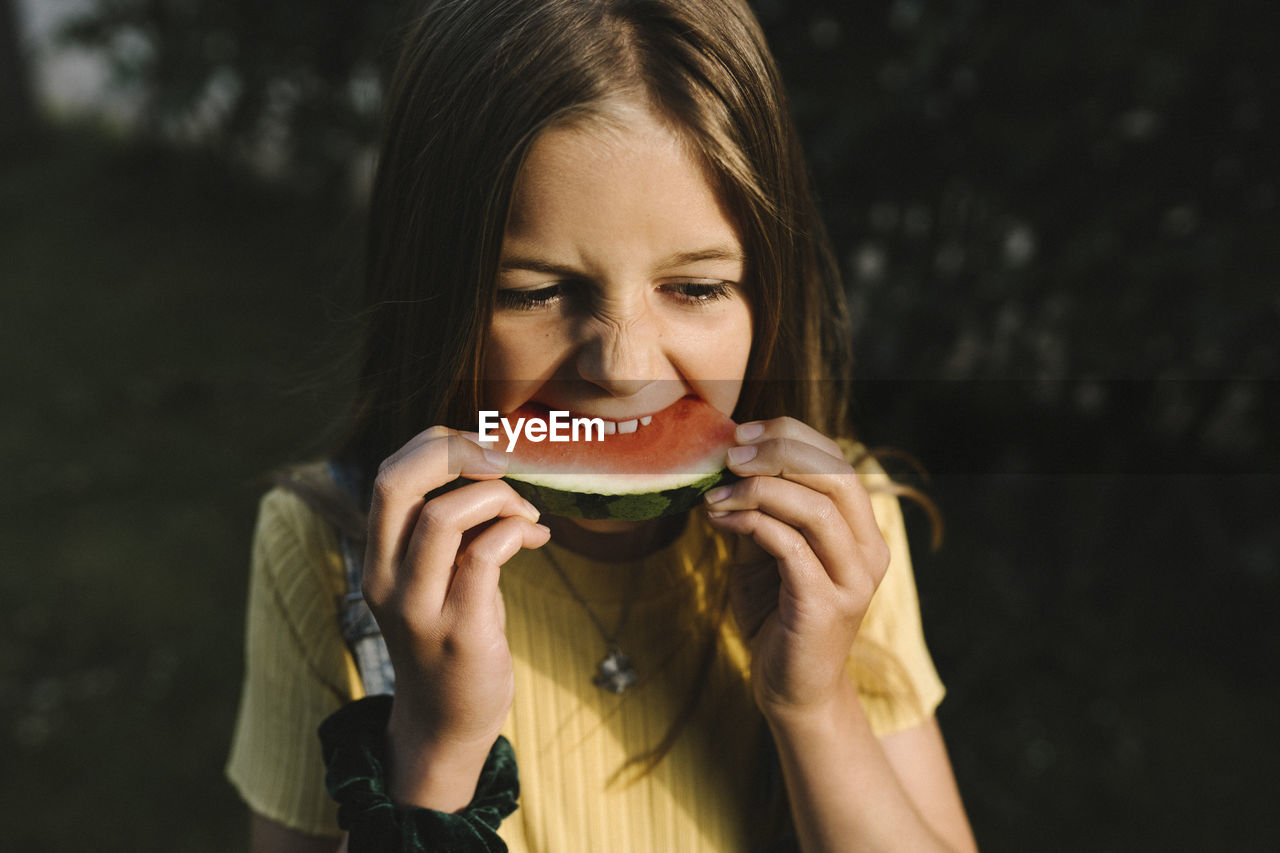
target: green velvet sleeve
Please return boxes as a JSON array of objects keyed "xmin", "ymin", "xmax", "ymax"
[{"xmin": 318, "ymin": 695, "xmax": 519, "ymax": 852}]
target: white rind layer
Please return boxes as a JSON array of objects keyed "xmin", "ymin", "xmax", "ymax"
[{"xmin": 505, "ymin": 455, "xmax": 726, "ymax": 495}]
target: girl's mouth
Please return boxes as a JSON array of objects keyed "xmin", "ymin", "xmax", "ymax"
[
  {"xmin": 510, "ymin": 395, "xmax": 697, "ymax": 437},
  {"xmin": 586, "ymin": 413, "xmax": 653, "ymax": 435}
]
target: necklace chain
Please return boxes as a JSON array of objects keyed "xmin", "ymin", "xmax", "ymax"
[{"xmin": 541, "ymin": 545, "xmax": 640, "ymax": 694}]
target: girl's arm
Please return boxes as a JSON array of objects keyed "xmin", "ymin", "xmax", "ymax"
[
  {"xmin": 705, "ymin": 419, "xmax": 978, "ymax": 851},
  {"xmin": 360, "ymin": 428, "xmax": 547, "ymax": 810},
  {"xmin": 880, "ymin": 716, "xmax": 978, "ymax": 850},
  {"xmin": 766, "ymin": 684, "xmax": 977, "ymax": 852}
]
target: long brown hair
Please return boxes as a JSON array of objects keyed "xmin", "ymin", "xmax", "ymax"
[
  {"xmin": 334, "ymin": 0, "xmax": 852, "ymax": 473},
  {"xmin": 326, "ymin": 0, "xmax": 934, "ymax": 786}
]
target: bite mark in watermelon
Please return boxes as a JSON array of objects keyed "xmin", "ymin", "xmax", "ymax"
[{"xmin": 500, "ymin": 396, "xmax": 738, "ymax": 520}]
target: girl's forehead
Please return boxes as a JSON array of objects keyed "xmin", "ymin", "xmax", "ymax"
[
  {"xmin": 523, "ymin": 104, "xmax": 687, "ymax": 182},
  {"xmin": 505, "ymin": 104, "xmax": 739, "ymax": 254}
]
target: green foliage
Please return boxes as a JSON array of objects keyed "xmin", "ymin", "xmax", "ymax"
[
  {"xmin": 60, "ymin": 1, "xmax": 1279, "ymax": 472},
  {"xmin": 750, "ymin": 0, "xmax": 1277, "ymax": 479},
  {"xmin": 61, "ymin": 0, "xmax": 401, "ymax": 188}
]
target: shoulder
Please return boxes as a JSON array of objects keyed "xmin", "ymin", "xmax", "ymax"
[
  {"xmin": 250, "ymin": 467, "xmax": 349, "ymax": 612},
  {"xmin": 243, "ymin": 467, "xmax": 362, "ymax": 697},
  {"xmin": 254, "ymin": 484, "xmax": 336, "ymax": 565},
  {"xmin": 834, "ymin": 437, "xmax": 890, "ymax": 482}
]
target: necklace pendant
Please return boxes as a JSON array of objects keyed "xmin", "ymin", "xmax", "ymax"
[{"xmin": 593, "ymin": 646, "xmax": 637, "ymax": 694}]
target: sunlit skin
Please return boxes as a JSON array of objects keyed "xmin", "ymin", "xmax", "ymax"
[
  {"xmin": 347, "ymin": 99, "xmax": 977, "ymax": 851},
  {"xmin": 483, "ymin": 101, "xmax": 752, "ymax": 546}
]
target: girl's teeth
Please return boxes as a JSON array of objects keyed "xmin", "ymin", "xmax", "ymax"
[
  {"xmin": 618, "ymin": 419, "xmax": 639, "ymax": 434},
  {"xmin": 602, "ymin": 420, "xmax": 617, "ymax": 435},
  {"xmin": 640, "ymin": 415, "xmax": 652, "ymax": 426}
]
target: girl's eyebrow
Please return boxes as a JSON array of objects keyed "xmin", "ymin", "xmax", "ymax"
[
  {"xmin": 498, "ymin": 246, "xmax": 745, "ymax": 276},
  {"xmin": 498, "ymin": 256, "xmax": 579, "ymax": 276},
  {"xmin": 656, "ymin": 246, "xmax": 745, "ymax": 269}
]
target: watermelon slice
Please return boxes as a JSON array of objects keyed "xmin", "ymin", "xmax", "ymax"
[{"xmin": 497, "ymin": 396, "xmax": 738, "ymax": 520}]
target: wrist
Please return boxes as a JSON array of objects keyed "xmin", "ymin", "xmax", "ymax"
[
  {"xmin": 386, "ymin": 704, "xmax": 499, "ymax": 812},
  {"xmin": 318, "ymin": 696, "xmax": 520, "ymax": 852},
  {"xmin": 759, "ymin": 674, "xmax": 861, "ymax": 738}
]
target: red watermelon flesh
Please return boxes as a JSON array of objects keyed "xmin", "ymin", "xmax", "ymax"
[{"xmin": 498, "ymin": 396, "xmax": 738, "ymax": 519}]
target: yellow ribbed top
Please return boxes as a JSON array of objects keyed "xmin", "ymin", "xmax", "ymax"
[{"xmin": 226, "ymin": 443, "xmax": 946, "ymax": 847}]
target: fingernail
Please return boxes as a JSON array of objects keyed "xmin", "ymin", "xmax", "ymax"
[
  {"xmin": 727, "ymin": 444, "xmax": 757, "ymax": 465},
  {"xmin": 522, "ymin": 498, "xmax": 541, "ymax": 519},
  {"xmin": 483, "ymin": 448, "xmax": 509, "ymax": 469},
  {"xmin": 704, "ymin": 485, "xmax": 732, "ymax": 504},
  {"xmin": 536, "ymin": 523, "xmax": 550, "ymax": 534},
  {"xmin": 706, "ymin": 509, "xmax": 729, "ymax": 519},
  {"xmin": 460, "ymin": 431, "xmax": 483, "ymax": 443},
  {"xmin": 736, "ymin": 422, "xmax": 764, "ymax": 442}
]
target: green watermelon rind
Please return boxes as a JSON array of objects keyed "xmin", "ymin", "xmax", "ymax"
[{"xmin": 504, "ymin": 469, "xmax": 738, "ymax": 521}]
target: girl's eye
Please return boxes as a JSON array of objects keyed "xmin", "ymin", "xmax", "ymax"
[
  {"xmin": 495, "ymin": 279, "xmax": 736, "ymax": 311},
  {"xmin": 495, "ymin": 283, "xmax": 566, "ymax": 311},
  {"xmin": 665, "ymin": 280, "xmax": 735, "ymax": 305}
]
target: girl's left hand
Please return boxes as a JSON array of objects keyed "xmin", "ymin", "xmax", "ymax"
[{"xmin": 702, "ymin": 417, "xmax": 891, "ymax": 720}]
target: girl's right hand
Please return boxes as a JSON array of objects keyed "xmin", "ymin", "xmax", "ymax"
[{"xmin": 360, "ymin": 426, "xmax": 550, "ymax": 811}]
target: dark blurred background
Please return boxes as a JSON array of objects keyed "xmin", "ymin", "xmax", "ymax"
[{"xmin": 2, "ymin": 0, "xmax": 1276, "ymax": 849}]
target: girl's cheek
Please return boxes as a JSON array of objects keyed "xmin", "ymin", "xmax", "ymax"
[{"xmin": 485, "ymin": 327, "xmax": 535, "ymax": 379}]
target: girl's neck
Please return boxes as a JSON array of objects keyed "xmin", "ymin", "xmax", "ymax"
[{"xmin": 543, "ymin": 513, "xmax": 688, "ymax": 562}]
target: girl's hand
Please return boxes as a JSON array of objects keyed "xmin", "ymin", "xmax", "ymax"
[
  {"xmin": 361, "ymin": 427, "xmax": 549, "ymax": 809},
  {"xmin": 702, "ymin": 419, "xmax": 890, "ymax": 721}
]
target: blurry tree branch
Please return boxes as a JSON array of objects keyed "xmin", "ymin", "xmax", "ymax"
[{"xmin": 61, "ymin": 0, "xmax": 401, "ymax": 189}]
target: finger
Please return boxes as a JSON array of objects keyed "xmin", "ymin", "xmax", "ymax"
[
  {"xmin": 705, "ymin": 476, "xmax": 859, "ymax": 588},
  {"xmin": 377, "ymin": 426, "xmax": 507, "ymax": 477},
  {"xmin": 724, "ymin": 437, "xmax": 881, "ymax": 547},
  {"xmin": 732, "ymin": 416, "xmax": 844, "ymax": 460},
  {"xmin": 398, "ymin": 480, "xmax": 542, "ymax": 610},
  {"xmin": 367, "ymin": 432, "xmax": 512, "ymax": 576},
  {"xmin": 376, "ymin": 425, "xmax": 456, "ymax": 475},
  {"xmin": 379, "ymin": 428, "xmax": 512, "ymax": 485},
  {"xmin": 707, "ymin": 508, "xmax": 832, "ymax": 607},
  {"xmin": 445, "ymin": 516, "xmax": 550, "ymax": 622}
]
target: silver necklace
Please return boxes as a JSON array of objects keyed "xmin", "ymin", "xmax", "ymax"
[{"xmin": 542, "ymin": 546, "xmax": 639, "ymax": 694}]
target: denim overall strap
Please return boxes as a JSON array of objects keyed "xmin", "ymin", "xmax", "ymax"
[{"xmin": 328, "ymin": 461, "xmax": 397, "ymax": 697}]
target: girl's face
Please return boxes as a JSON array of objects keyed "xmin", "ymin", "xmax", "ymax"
[{"xmin": 484, "ymin": 101, "xmax": 753, "ymax": 434}]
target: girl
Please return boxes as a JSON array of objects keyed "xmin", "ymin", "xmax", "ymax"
[{"xmin": 227, "ymin": 1, "xmax": 977, "ymax": 850}]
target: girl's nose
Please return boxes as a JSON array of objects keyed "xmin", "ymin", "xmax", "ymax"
[{"xmin": 576, "ymin": 316, "xmax": 658, "ymax": 397}]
